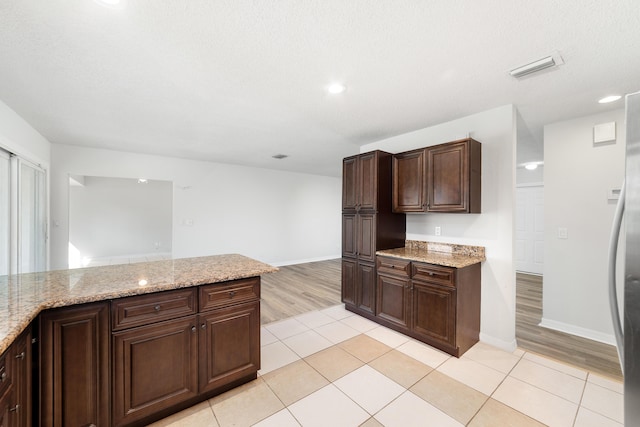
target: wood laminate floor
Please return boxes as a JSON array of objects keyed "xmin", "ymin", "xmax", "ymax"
[
  {"xmin": 516, "ymin": 272, "xmax": 622, "ymax": 380},
  {"xmin": 260, "ymin": 258, "xmax": 342, "ymax": 324},
  {"xmin": 260, "ymin": 260, "xmax": 622, "ymax": 380}
]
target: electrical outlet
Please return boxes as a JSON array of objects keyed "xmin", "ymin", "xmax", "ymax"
[{"xmin": 435, "ymin": 226, "xmax": 441, "ymax": 236}]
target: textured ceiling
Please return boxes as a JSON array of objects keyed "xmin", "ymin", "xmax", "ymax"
[{"xmin": 1, "ymin": 0, "xmax": 639, "ymax": 176}]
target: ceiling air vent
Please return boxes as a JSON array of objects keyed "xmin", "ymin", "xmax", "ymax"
[
  {"xmin": 272, "ymin": 154, "xmax": 289, "ymax": 159},
  {"xmin": 510, "ymin": 56, "xmax": 557, "ymax": 78}
]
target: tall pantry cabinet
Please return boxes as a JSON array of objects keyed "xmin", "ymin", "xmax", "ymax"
[{"xmin": 342, "ymin": 151, "xmax": 405, "ymax": 317}]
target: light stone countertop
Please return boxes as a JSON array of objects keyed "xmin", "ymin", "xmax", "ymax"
[
  {"xmin": 0, "ymin": 254, "xmax": 277, "ymax": 355},
  {"xmin": 377, "ymin": 241, "xmax": 486, "ymax": 268}
]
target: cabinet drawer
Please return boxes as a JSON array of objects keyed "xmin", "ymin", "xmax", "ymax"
[
  {"xmin": 199, "ymin": 277, "xmax": 260, "ymax": 312},
  {"xmin": 112, "ymin": 288, "xmax": 197, "ymax": 331},
  {"xmin": 376, "ymin": 256, "xmax": 410, "ymax": 277},
  {"xmin": 412, "ymin": 262, "xmax": 456, "ymax": 287}
]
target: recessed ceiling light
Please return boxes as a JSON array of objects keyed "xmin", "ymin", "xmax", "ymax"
[
  {"xmin": 327, "ymin": 83, "xmax": 346, "ymax": 94},
  {"xmin": 137, "ymin": 178, "xmax": 148, "ymax": 184},
  {"xmin": 598, "ymin": 95, "xmax": 622, "ymax": 104},
  {"xmin": 272, "ymin": 154, "xmax": 288, "ymax": 160},
  {"xmin": 525, "ymin": 163, "xmax": 538, "ymax": 171}
]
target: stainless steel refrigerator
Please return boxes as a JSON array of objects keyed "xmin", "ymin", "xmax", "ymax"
[{"xmin": 609, "ymin": 90, "xmax": 640, "ymax": 425}]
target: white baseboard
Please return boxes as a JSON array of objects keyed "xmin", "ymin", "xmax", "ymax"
[
  {"xmin": 538, "ymin": 318, "xmax": 616, "ymax": 346},
  {"xmin": 272, "ymin": 254, "xmax": 341, "ymax": 267},
  {"xmin": 479, "ymin": 332, "xmax": 518, "ymax": 353}
]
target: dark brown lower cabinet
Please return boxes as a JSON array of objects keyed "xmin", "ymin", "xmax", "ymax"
[
  {"xmin": 112, "ymin": 317, "xmax": 199, "ymax": 427},
  {"xmin": 376, "ymin": 273, "xmax": 411, "ymax": 329},
  {"xmin": 342, "ymin": 259, "xmax": 377, "ymax": 316},
  {"xmin": 0, "ymin": 389, "xmax": 12, "ymax": 427},
  {"xmin": 374, "ymin": 256, "xmax": 480, "ymax": 357},
  {"xmin": 198, "ymin": 301, "xmax": 260, "ymax": 394},
  {"xmin": 12, "ymin": 327, "xmax": 32, "ymax": 427},
  {"xmin": 40, "ymin": 302, "xmax": 110, "ymax": 427},
  {"xmin": 412, "ymin": 281, "xmax": 456, "ymax": 348}
]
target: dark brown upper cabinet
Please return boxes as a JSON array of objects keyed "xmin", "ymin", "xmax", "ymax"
[
  {"xmin": 342, "ymin": 151, "xmax": 384, "ymax": 212},
  {"xmin": 392, "ymin": 138, "xmax": 481, "ymax": 213},
  {"xmin": 392, "ymin": 149, "xmax": 426, "ymax": 212}
]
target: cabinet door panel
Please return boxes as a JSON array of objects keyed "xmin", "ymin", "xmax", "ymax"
[
  {"xmin": 199, "ymin": 301, "xmax": 260, "ymax": 394},
  {"xmin": 393, "ymin": 150, "xmax": 426, "ymax": 212},
  {"xmin": 342, "ymin": 156, "xmax": 358, "ymax": 211},
  {"xmin": 112, "ymin": 317, "xmax": 198, "ymax": 426},
  {"xmin": 427, "ymin": 142, "xmax": 468, "ymax": 212},
  {"xmin": 412, "ymin": 281, "xmax": 456, "ymax": 347},
  {"xmin": 376, "ymin": 274, "xmax": 411, "ymax": 329},
  {"xmin": 13, "ymin": 327, "xmax": 32, "ymax": 427},
  {"xmin": 357, "ymin": 214, "xmax": 376, "ymax": 262},
  {"xmin": 342, "ymin": 214, "xmax": 357, "ymax": 258},
  {"xmin": 358, "ymin": 152, "xmax": 377, "ymax": 211},
  {"xmin": 357, "ymin": 263, "xmax": 376, "ymax": 315},
  {"xmin": 40, "ymin": 302, "xmax": 110, "ymax": 427},
  {"xmin": 341, "ymin": 259, "xmax": 357, "ymax": 306}
]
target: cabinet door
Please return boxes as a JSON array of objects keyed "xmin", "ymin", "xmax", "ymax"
[
  {"xmin": 198, "ymin": 301, "xmax": 260, "ymax": 394},
  {"xmin": 342, "ymin": 156, "xmax": 358, "ymax": 211},
  {"xmin": 376, "ymin": 274, "xmax": 411, "ymax": 329},
  {"xmin": 112, "ymin": 317, "xmax": 198, "ymax": 427},
  {"xmin": 12, "ymin": 328, "xmax": 31, "ymax": 427},
  {"xmin": 342, "ymin": 214, "xmax": 357, "ymax": 258},
  {"xmin": 427, "ymin": 141, "xmax": 468, "ymax": 212},
  {"xmin": 40, "ymin": 302, "xmax": 110, "ymax": 427},
  {"xmin": 356, "ymin": 262, "xmax": 376, "ymax": 315},
  {"xmin": 357, "ymin": 213, "xmax": 376, "ymax": 262},
  {"xmin": 358, "ymin": 152, "xmax": 378, "ymax": 211},
  {"xmin": 393, "ymin": 149, "xmax": 426, "ymax": 213},
  {"xmin": 0, "ymin": 388, "xmax": 12, "ymax": 427},
  {"xmin": 341, "ymin": 258, "xmax": 357, "ymax": 306},
  {"xmin": 412, "ymin": 281, "xmax": 456, "ymax": 348}
]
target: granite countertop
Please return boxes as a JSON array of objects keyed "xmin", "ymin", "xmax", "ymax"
[
  {"xmin": 377, "ymin": 241, "xmax": 486, "ymax": 268},
  {"xmin": 0, "ymin": 254, "xmax": 277, "ymax": 355}
]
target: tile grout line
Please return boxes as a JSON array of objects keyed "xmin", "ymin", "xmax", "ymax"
[{"xmin": 464, "ymin": 347, "xmax": 526, "ymax": 426}]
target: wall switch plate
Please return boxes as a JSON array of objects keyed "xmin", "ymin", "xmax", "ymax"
[
  {"xmin": 558, "ymin": 227, "xmax": 568, "ymax": 239},
  {"xmin": 435, "ymin": 226, "xmax": 441, "ymax": 236}
]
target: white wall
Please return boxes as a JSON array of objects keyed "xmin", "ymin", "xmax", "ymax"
[
  {"xmin": 542, "ymin": 109, "xmax": 625, "ymax": 344},
  {"xmin": 0, "ymin": 101, "xmax": 50, "ymax": 165},
  {"xmin": 51, "ymin": 144, "xmax": 341, "ymax": 269},
  {"xmin": 69, "ymin": 177, "xmax": 173, "ymax": 260},
  {"xmin": 361, "ymin": 105, "xmax": 517, "ymax": 351}
]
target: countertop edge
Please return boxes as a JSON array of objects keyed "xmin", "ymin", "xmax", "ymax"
[
  {"xmin": 0, "ymin": 257, "xmax": 277, "ymax": 355},
  {"xmin": 376, "ymin": 250, "xmax": 486, "ymax": 268}
]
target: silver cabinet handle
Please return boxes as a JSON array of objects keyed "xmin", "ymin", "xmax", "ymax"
[
  {"xmin": 9, "ymin": 405, "xmax": 19, "ymax": 413},
  {"xmin": 15, "ymin": 352, "xmax": 25, "ymax": 360},
  {"xmin": 201, "ymin": 323, "xmax": 206, "ymax": 330},
  {"xmin": 154, "ymin": 305, "xmax": 161, "ymax": 311},
  {"xmin": 191, "ymin": 326, "xmax": 196, "ymax": 332}
]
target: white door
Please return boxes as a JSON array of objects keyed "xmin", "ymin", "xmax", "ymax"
[{"xmin": 515, "ymin": 185, "xmax": 544, "ymax": 274}]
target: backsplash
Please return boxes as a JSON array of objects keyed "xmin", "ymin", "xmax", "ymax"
[{"xmin": 405, "ymin": 240, "xmax": 486, "ymax": 258}]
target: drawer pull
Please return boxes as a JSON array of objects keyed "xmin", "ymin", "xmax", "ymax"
[
  {"xmin": 201, "ymin": 323, "xmax": 206, "ymax": 330},
  {"xmin": 191, "ymin": 326, "xmax": 196, "ymax": 332},
  {"xmin": 154, "ymin": 305, "xmax": 161, "ymax": 312},
  {"xmin": 228, "ymin": 290, "xmax": 236, "ymax": 298},
  {"xmin": 0, "ymin": 372, "xmax": 6, "ymax": 382},
  {"xmin": 391, "ymin": 265, "xmax": 396, "ymax": 269},
  {"xmin": 15, "ymin": 352, "xmax": 25, "ymax": 360},
  {"xmin": 9, "ymin": 405, "xmax": 19, "ymax": 413}
]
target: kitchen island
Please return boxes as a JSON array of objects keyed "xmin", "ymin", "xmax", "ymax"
[{"xmin": 0, "ymin": 254, "xmax": 277, "ymax": 426}]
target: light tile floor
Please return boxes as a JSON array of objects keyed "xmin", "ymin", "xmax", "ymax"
[{"xmin": 149, "ymin": 304, "xmax": 623, "ymax": 427}]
